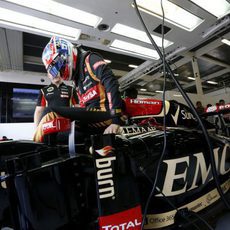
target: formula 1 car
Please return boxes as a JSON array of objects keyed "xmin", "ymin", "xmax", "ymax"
[{"xmin": 0, "ymin": 98, "xmax": 229, "ymax": 230}]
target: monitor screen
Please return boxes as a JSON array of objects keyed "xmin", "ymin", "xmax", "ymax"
[{"xmin": 12, "ymin": 88, "xmax": 39, "ymax": 118}]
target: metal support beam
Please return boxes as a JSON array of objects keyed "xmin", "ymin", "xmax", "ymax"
[{"xmin": 191, "ymin": 56, "xmax": 203, "ymax": 95}]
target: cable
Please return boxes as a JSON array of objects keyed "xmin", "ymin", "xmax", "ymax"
[
  {"xmin": 141, "ymin": 167, "xmax": 215, "ymax": 230},
  {"xmin": 140, "ymin": 1, "xmax": 168, "ymax": 229},
  {"xmin": 187, "ymin": 210, "xmax": 214, "ymax": 230},
  {"xmin": 133, "ymin": 0, "xmax": 230, "ymax": 211}
]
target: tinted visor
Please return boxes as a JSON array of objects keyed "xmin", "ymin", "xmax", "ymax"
[{"xmin": 47, "ymin": 55, "xmax": 66, "ymax": 78}]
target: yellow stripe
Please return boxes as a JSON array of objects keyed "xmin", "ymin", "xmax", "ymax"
[
  {"xmin": 85, "ymin": 55, "xmax": 107, "ymax": 111},
  {"xmin": 85, "ymin": 55, "xmax": 100, "ymax": 82},
  {"xmin": 98, "ymin": 83, "xmax": 106, "ymax": 111}
]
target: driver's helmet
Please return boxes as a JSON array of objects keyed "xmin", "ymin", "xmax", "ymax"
[{"xmin": 42, "ymin": 36, "xmax": 76, "ymax": 80}]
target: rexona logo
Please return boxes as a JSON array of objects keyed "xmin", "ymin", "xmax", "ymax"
[
  {"xmin": 101, "ymin": 219, "xmax": 141, "ymax": 230},
  {"xmin": 82, "ymin": 89, "xmax": 97, "ymax": 102},
  {"xmin": 95, "ymin": 146, "xmax": 116, "ymax": 199}
]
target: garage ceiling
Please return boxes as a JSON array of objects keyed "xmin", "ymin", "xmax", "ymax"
[{"xmin": 0, "ymin": 0, "xmax": 229, "ymax": 96}]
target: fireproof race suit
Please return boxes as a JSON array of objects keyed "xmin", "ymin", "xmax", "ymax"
[
  {"xmin": 75, "ymin": 50, "xmax": 123, "ymax": 127},
  {"xmin": 33, "ymin": 50, "xmax": 123, "ymax": 142}
]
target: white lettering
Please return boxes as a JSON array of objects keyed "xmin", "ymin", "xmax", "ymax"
[
  {"xmin": 161, "ymin": 157, "xmax": 189, "ymax": 196},
  {"xmin": 101, "ymin": 219, "xmax": 141, "ymax": 230},
  {"xmin": 156, "ymin": 145, "xmax": 229, "ymax": 196},
  {"xmin": 130, "ymin": 99, "xmax": 160, "ymax": 105},
  {"xmin": 181, "ymin": 110, "xmax": 196, "ymax": 120},
  {"xmin": 83, "ymin": 90, "xmax": 97, "ymax": 102},
  {"xmin": 96, "ymin": 156, "xmax": 116, "ymax": 199},
  {"xmin": 220, "ymin": 144, "xmax": 230, "ymax": 174}
]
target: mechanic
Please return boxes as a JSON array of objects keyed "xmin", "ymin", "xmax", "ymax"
[
  {"xmin": 34, "ymin": 36, "xmax": 123, "ymax": 142},
  {"xmin": 34, "ymin": 72, "xmax": 78, "ymax": 127}
]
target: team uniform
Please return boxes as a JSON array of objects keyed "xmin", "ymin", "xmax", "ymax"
[
  {"xmin": 75, "ymin": 50, "xmax": 123, "ymax": 127},
  {"xmin": 37, "ymin": 82, "xmax": 78, "ymax": 107}
]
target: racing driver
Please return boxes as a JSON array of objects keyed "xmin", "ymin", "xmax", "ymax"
[{"xmin": 34, "ymin": 36, "xmax": 123, "ymax": 142}]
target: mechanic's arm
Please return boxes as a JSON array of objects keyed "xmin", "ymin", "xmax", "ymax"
[{"xmin": 34, "ymin": 106, "xmax": 45, "ymax": 127}]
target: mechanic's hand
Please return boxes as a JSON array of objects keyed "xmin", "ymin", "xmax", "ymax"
[{"xmin": 103, "ymin": 124, "xmax": 121, "ymax": 134}]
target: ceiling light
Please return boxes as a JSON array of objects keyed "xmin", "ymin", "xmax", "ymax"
[
  {"xmin": 140, "ymin": 88, "xmax": 147, "ymax": 91},
  {"xmin": 134, "ymin": 0, "xmax": 204, "ymax": 31},
  {"xmin": 155, "ymin": 90, "xmax": 163, "ymax": 93},
  {"xmin": 188, "ymin": 77, "xmax": 196, "ymax": 80},
  {"xmin": 5, "ymin": 0, "xmax": 102, "ymax": 27},
  {"xmin": 104, "ymin": 59, "xmax": 111, "ymax": 63},
  {"xmin": 221, "ymin": 38, "xmax": 230, "ymax": 46},
  {"xmin": 128, "ymin": 64, "xmax": 138, "ymax": 68},
  {"xmin": 207, "ymin": 81, "xmax": 218, "ymax": 85},
  {"xmin": 190, "ymin": 0, "xmax": 230, "ymax": 19},
  {"xmin": 110, "ymin": 39, "xmax": 160, "ymax": 60},
  {"xmin": 0, "ymin": 7, "xmax": 81, "ymax": 40},
  {"xmin": 111, "ymin": 23, "xmax": 173, "ymax": 48}
]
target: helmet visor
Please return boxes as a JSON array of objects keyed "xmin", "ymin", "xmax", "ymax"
[{"xmin": 47, "ymin": 55, "xmax": 66, "ymax": 78}]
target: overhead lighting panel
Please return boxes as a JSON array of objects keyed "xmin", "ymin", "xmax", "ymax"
[
  {"xmin": 110, "ymin": 39, "xmax": 160, "ymax": 60},
  {"xmin": 0, "ymin": 7, "xmax": 81, "ymax": 40},
  {"xmin": 128, "ymin": 64, "xmax": 138, "ymax": 68},
  {"xmin": 4, "ymin": 0, "xmax": 102, "ymax": 27},
  {"xmin": 134, "ymin": 0, "xmax": 204, "ymax": 31},
  {"xmin": 221, "ymin": 38, "xmax": 230, "ymax": 46},
  {"xmin": 111, "ymin": 23, "xmax": 173, "ymax": 48},
  {"xmin": 207, "ymin": 81, "xmax": 218, "ymax": 85},
  {"xmin": 190, "ymin": 0, "xmax": 230, "ymax": 19}
]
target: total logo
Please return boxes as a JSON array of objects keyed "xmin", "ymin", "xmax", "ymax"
[
  {"xmin": 42, "ymin": 121, "xmax": 55, "ymax": 130},
  {"xmin": 101, "ymin": 219, "xmax": 141, "ymax": 230}
]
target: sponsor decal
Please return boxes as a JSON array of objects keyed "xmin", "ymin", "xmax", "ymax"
[
  {"xmin": 47, "ymin": 87, "xmax": 54, "ymax": 92},
  {"xmin": 83, "ymin": 81, "xmax": 93, "ymax": 90},
  {"xmin": 96, "ymin": 146, "xmax": 115, "ymax": 157},
  {"xmin": 60, "ymin": 95, "xmax": 69, "ymax": 98},
  {"xmin": 206, "ymin": 105, "xmax": 217, "ymax": 113},
  {"xmin": 46, "ymin": 92, "xmax": 54, "ymax": 96},
  {"xmin": 219, "ymin": 104, "xmax": 230, "ymax": 110},
  {"xmin": 119, "ymin": 126, "xmax": 156, "ymax": 137},
  {"xmin": 95, "ymin": 146, "xmax": 116, "ymax": 199},
  {"xmin": 171, "ymin": 105, "xmax": 196, "ymax": 125},
  {"xmin": 101, "ymin": 219, "xmax": 141, "ymax": 230},
  {"xmin": 61, "ymin": 91, "xmax": 69, "ymax": 94},
  {"xmin": 83, "ymin": 75, "xmax": 90, "ymax": 84},
  {"xmin": 130, "ymin": 99, "xmax": 161, "ymax": 105},
  {"xmin": 156, "ymin": 144, "xmax": 229, "ymax": 197},
  {"xmin": 144, "ymin": 179, "xmax": 230, "ymax": 229},
  {"xmin": 181, "ymin": 110, "xmax": 196, "ymax": 120},
  {"xmin": 171, "ymin": 105, "xmax": 180, "ymax": 125},
  {"xmin": 99, "ymin": 205, "xmax": 142, "ymax": 230},
  {"xmin": 82, "ymin": 89, "xmax": 97, "ymax": 102},
  {"xmin": 42, "ymin": 121, "xmax": 55, "ymax": 131}
]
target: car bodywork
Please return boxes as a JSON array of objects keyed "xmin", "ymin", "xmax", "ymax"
[{"xmin": 0, "ymin": 99, "xmax": 229, "ymax": 230}]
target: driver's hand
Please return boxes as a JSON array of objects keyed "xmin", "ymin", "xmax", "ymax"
[{"xmin": 103, "ymin": 124, "xmax": 121, "ymax": 134}]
